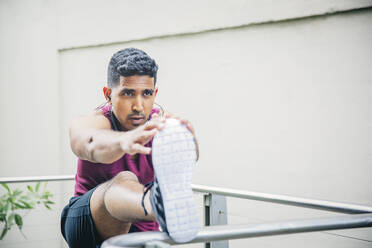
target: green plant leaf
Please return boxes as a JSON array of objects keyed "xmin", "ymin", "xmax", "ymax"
[
  {"xmin": 18, "ymin": 200, "xmax": 33, "ymax": 209},
  {"xmin": 7, "ymin": 213, "xmax": 15, "ymax": 226},
  {"xmin": 41, "ymin": 191, "xmax": 53, "ymax": 199},
  {"xmin": 27, "ymin": 186, "xmax": 33, "ymax": 193},
  {"xmin": 0, "ymin": 227, "xmax": 8, "ymax": 240},
  {"xmin": 14, "ymin": 214, "xmax": 23, "ymax": 230},
  {"xmin": 19, "ymin": 195, "xmax": 30, "ymax": 202},
  {"xmin": 12, "ymin": 189, "xmax": 22, "ymax": 197},
  {"xmin": 0, "ymin": 181, "xmax": 54, "ymax": 240},
  {"xmin": 35, "ymin": 182, "xmax": 40, "ymax": 192},
  {"xmin": 14, "ymin": 203, "xmax": 27, "ymax": 209},
  {"xmin": 1, "ymin": 184, "xmax": 11, "ymax": 193},
  {"xmin": 3, "ymin": 202, "xmax": 9, "ymax": 212}
]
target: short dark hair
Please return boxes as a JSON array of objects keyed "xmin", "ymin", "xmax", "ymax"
[{"xmin": 107, "ymin": 48, "xmax": 158, "ymax": 88}]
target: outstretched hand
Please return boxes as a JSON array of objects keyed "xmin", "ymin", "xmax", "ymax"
[
  {"xmin": 120, "ymin": 116, "xmax": 165, "ymax": 155},
  {"xmin": 120, "ymin": 112, "xmax": 199, "ymax": 160}
]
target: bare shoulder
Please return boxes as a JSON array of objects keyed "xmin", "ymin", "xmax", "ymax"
[
  {"xmin": 70, "ymin": 109, "xmax": 111, "ymax": 131},
  {"xmin": 69, "ymin": 109, "xmax": 114, "ymax": 161}
]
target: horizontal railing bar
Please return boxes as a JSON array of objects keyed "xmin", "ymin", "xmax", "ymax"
[
  {"xmin": 102, "ymin": 213, "xmax": 372, "ymax": 247},
  {"xmin": 1, "ymin": 176, "xmax": 371, "ymax": 214},
  {"xmin": 191, "ymin": 184, "xmax": 372, "ymax": 214},
  {"xmin": 0, "ymin": 175, "xmax": 75, "ymax": 183}
]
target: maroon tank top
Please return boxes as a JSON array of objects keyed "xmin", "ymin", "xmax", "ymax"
[{"xmin": 74, "ymin": 104, "xmax": 160, "ymax": 231}]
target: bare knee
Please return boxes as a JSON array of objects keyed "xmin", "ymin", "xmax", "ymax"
[
  {"xmin": 111, "ymin": 171, "xmax": 139, "ymax": 184},
  {"xmin": 104, "ymin": 171, "xmax": 140, "ymax": 209},
  {"xmin": 103, "ymin": 171, "xmax": 141, "ymax": 221},
  {"xmin": 90, "ymin": 183, "xmax": 132, "ymax": 240}
]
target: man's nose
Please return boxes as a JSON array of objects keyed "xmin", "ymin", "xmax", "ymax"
[{"xmin": 132, "ymin": 96, "xmax": 144, "ymax": 113}]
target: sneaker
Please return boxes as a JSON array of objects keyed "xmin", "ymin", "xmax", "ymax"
[{"xmin": 148, "ymin": 118, "xmax": 200, "ymax": 243}]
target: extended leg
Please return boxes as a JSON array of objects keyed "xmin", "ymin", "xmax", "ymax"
[{"xmin": 90, "ymin": 171, "xmax": 154, "ymax": 240}]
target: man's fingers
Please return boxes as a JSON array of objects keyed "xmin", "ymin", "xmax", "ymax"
[
  {"xmin": 130, "ymin": 143, "xmax": 152, "ymax": 155},
  {"xmin": 179, "ymin": 119, "xmax": 195, "ymax": 135},
  {"xmin": 137, "ymin": 129, "xmax": 158, "ymax": 144},
  {"xmin": 144, "ymin": 118, "xmax": 165, "ymax": 131},
  {"xmin": 163, "ymin": 112, "xmax": 194, "ymax": 134},
  {"xmin": 164, "ymin": 111, "xmax": 173, "ymax": 118},
  {"xmin": 186, "ymin": 123, "xmax": 195, "ymax": 134}
]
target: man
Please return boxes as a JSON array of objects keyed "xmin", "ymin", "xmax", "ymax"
[{"xmin": 60, "ymin": 48, "xmax": 199, "ymax": 248}]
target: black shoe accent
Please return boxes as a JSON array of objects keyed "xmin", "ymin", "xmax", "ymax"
[
  {"xmin": 141, "ymin": 181, "xmax": 154, "ymax": 216},
  {"xmin": 150, "ymin": 179, "xmax": 168, "ymax": 232},
  {"xmin": 141, "ymin": 179, "xmax": 168, "ymax": 233}
]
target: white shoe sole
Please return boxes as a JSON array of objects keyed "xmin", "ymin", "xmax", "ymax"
[{"xmin": 152, "ymin": 118, "xmax": 200, "ymax": 243}]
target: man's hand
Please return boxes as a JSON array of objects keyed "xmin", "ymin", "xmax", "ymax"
[
  {"xmin": 120, "ymin": 115, "xmax": 166, "ymax": 155},
  {"xmin": 163, "ymin": 111, "xmax": 200, "ymax": 161},
  {"xmin": 70, "ymin": 112, "xmax": 167, "ymax": 163}
]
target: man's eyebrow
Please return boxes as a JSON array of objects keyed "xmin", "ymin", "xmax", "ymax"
[
  {"xmin": 143, "ymin": 88, "xmax": 154, "ymax": 92},
  {"xmin": 121, "ymin": 88, "xmax": 135, "ymax": 93}
]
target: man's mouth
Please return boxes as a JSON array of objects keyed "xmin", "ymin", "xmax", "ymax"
[{"xmin": 129, "ymin": 115, "xmax": 145, "ymax": 125}]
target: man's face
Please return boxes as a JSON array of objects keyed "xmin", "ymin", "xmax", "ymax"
[{"xmin": 110, "ymin": 75, "xmax": 157, "ymax": 131}]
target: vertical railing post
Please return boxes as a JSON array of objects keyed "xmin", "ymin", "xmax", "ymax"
[{"xmin": 204, "ymin": 193, "xmax": 229, "ymax": 248}]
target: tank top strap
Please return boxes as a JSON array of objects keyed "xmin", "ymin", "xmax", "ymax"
[{"xmin": 101, "ymin": 104, "xmax": 112, "ymax": 119}]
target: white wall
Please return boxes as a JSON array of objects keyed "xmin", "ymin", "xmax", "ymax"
[
  {"xmin": 57, "ymin": 0, "xmax": 372, "ymax": 49},
  {"xmin": 59, "ymin": 9, "xmax": 372, "ymax": 248},
  {"xmin": 1, "ymin": 1, "xmax": 371, "ymax": 247},
  {"xmin": 0, "ymin": 1, "xmax": 62, "ymax": 247}
]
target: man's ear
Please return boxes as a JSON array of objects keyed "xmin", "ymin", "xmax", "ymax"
[
  {"xmin": 103, "ymin": 87, "xmax": 111, "ymax": 102},
  {"xmin": 154, "ymin": 87, "xmax": 158, "ymax": 97}
]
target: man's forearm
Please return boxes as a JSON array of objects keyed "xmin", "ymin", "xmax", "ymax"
[{"xmin": 71, "ymin": 129, "xmax": 126, "ymax": 164}]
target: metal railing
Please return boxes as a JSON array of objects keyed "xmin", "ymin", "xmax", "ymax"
[
  {"xmin": 0, "ymin": 175, "xmax": 74, "ymax": 183},
  {"xmin": 101, "ymin": 214, "xmax": 372, "ymax": 248},
  {"xmin": 2, "ymin": 175, "xmax": 371, "ymax": 214},
  {"xmin": 1, "ymin": 175, "xmax": 372, "ymax": 248},
  {"xmin": 192, "ymin": 184, "xmax": 372, "ymax": 214}
]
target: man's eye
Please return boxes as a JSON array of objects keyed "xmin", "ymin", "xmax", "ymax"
[
  {"xmin": 143, "ymin": 90, "xmax": 153, "ymax": 96},
  {"xmin": 122, "ymin": 91, "xmax": 134, "ymax": 96}
]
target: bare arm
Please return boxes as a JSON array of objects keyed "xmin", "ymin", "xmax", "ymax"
[{"xmin": 69, "ymin": 112, "xmax": 165, "ymax": 164}]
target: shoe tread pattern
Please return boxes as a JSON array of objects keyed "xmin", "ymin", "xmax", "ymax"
[{"xmin": 152, "ymin": 119, "xmax": 200, "ymax": 242}]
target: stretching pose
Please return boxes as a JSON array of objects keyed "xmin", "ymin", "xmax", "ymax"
[{"xmin": 61, "ymin": 48, "xmax": 199, "ymax": 248}]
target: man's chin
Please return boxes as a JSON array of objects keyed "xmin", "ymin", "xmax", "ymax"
[{"xmin": 126, "ymin": 119, "xmax": 146, "ymax": 129}]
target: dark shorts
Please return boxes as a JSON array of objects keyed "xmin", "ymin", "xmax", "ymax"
[
  {"xmin": 61, "ymin": 187, "xmax": 101, "ymax": 248},
  {"xmin": 61, "ymin": 187, "xmax": 146, "ymax": 248}
]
